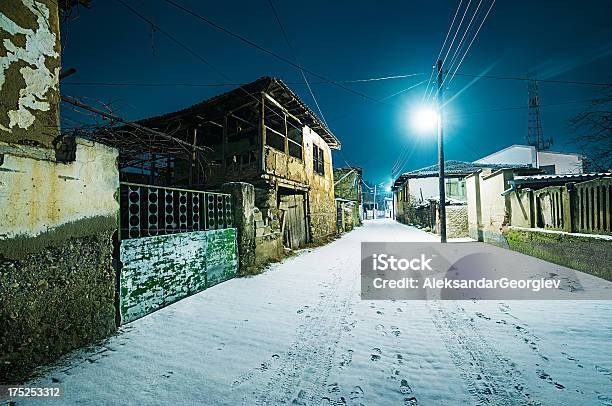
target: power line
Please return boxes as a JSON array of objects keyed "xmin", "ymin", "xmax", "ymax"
[
  {"xmin": 442, "ymin": 0, "xmax": 484, "ymax": 87},
  {"xmin": 445, "ymin": 0, "xmax": 496, "ymax": 88},
  {"xmin": 423, "ymin": 0, "xmax": 464, "ymax": 101},
  {"xmin": 266, "ymin": 0, "xmax": 328, "ymax": 126},
  {"xmin": 160, "ymin": 0, "xmax": 384, "ymax": 104},
  {"xmin": 447, "ymin": 97, "xmax": 593, "ymax": 118},
  {"xmin": 113, "ymin": 0, "xmax": 306, "ymax": 134},
  {"xmin": 59, "ymin": 73, "xmax": 427, "ymax": 88},
  {"xmin": 454, "ymin": 73, "xmax": 612, "ymax": 87},
  {"xmin": 426, "ymin": 0, "xmax": 473, "ymax": 103}
]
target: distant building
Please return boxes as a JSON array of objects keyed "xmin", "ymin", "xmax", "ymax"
[
  {"xmin": 474, "ymin": 144, "xmax": 584, "ymax": 175},
  {"xmin": 392, "ymin": 160, "xmax": 532, "ymax": 237},
  {"xmin": 333, "ymin": 167, "xmax": 363, "ymax": 231}
]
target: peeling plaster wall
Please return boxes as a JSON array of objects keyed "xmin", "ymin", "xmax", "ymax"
[
  {"xmin": 0, "ymin": 139, "xmax": 119, "ymax": 248},
  {"xmin": 119, "ymin": 229, "xmax": 238, "ymax": 323},
  {"xmin": 0, "ymin": 0, "xmax": 61, "ymax": 148},
  {"xmin": 0, "ymin": 139, "xmax": 120, "ymax": 383},
  {"xmin": 302, "ymin": 126, "xmax": 336, "ymax": 241}
]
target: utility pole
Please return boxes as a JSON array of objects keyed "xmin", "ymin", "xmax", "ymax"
[
  {"xmin": 373, "ymin": 184, "xmax": 377, "ymax": 220},
  {"xmin": 437, "ymin": 59, "xmax": 447, "ymax": 243}
]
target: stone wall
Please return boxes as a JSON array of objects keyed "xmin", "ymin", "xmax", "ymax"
[
  {"xmin": 0, "ymin": 140, "xmax": 119, "ymax": 383},
  {"xmin": 445, "ymin": 205, "xmax": 468, "ymax": 238},
  {"xmin": 504, "ymin": 227, "xmax": 612, "ymax": 281},
  {"xmin": 0, "ymin": 0, "xmax": 61, "ymax": 149},
  {"xmin": 222, "ymin": 182, "xmax": 256, "ymax": 274}
]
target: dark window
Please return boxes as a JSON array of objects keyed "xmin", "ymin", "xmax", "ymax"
[
  {"xmin": 287, "ymin": 115, "xmax": 303, "ymax": 160},
  {"xmin": 265, "ymin": 102, "xmax": 287, "ymax": 152},
  {"xmin": 313, "ymin": 144, "xmax": 325, "ymax": 176},
  {"xmin": 266, "ymin": 129, "xmax": 285, "ymax": 152},
  {"xmin": 228, "ymin": 107, "xmax": 257, "ymax": 135},
  {"xmin": 265, "ymin": 103, "xmax": 286, "ymax": 136},
  {"xmin": 540, "ymin": 164, "xmax": 556, "ymax": 175}
]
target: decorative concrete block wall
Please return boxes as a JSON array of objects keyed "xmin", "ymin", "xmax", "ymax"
[{"xmin": 119, "ymin": 228, "xmax": 238, "ymax": 323}]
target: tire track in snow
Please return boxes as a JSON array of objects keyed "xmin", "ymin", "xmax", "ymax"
[
  {"xmin": 428, "ymin": 301, "xmax": 540, "ymax": 406},
  {"xmin": 253, "ymin": 268, "xmax": 357, "ymax": 405}
]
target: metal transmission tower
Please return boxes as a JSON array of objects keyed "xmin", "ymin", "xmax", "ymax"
[{"xmin": 527, "ymin": 78, "xmax": 553, "ymax": 150}]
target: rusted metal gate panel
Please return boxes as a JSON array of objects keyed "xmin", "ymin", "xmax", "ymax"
[
  {"xmin": 117, "ymin": 183, "xmax": 237, "ymax": 323},
  {"xmin": 280, "ymin": 193, "xmax": 307, "ymax": 249}
]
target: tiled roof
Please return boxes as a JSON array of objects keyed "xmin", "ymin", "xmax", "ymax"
[
  {"xmin": 392, "ymin": 160, "xmax": 529, "ymax": 189},
  {"xmin": 513, "ymin": 172, "xmax": 612, "ymax": 186}
]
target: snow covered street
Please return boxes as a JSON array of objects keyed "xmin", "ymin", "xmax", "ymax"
[{"xmin": 20, "ymin": 219, "xmax": 612, "ymax": 405}]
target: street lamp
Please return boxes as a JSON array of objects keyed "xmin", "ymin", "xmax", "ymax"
[{"xmin": 411, "ymin": 60, "xmax": 447, "ymax": 243}]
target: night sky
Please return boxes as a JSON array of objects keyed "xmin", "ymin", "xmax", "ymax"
[{"xmin": 59, "ymin": 0, "xmax": 612, "ymax": 186}]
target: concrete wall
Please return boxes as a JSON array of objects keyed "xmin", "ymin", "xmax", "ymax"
[
  {"xmin": 475, "ymin": 145, "xmax": 583, "ymax": 174},
  {"xmin": 538, "ymin": 151, "xmax": 583, "ymax": 174},
  {"xmin": 222, "ymin": 182, "xmax": 257, "ymax": 274},
  {"xmin": 466, "ymin": 169, "xmax": 513, "ymax": 245},
  {"xmin": 475, "ymin": 145, "xmax": 535, "ymax": 167},
  {"xmin": 407, "ymin": 177, "xmax": 438, "ymax": 202},
  {"xmin": 504, "ymin": 227, "xmax": 612, "ymax": 281},
  {"xmin": 509, "ymin": 189, "xmax": 534, "ymax": 228},
  {"xmin": 466, "ymin": 173, "xmax": 481, "ymax": 240},
  {"xmin": 119, "ymin": 229, "xmax": 238, "ymax": 323},
  {"xmin": 0, "ymin": 139, "xmax": 119, "ymax": 244},
  {"xmin": 0, "ymin": 0, "xmax": 61, "ymax": 149}
]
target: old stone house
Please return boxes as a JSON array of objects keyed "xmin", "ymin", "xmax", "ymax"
[
  {"xmin": 136, "ymin": 77, "xmax": 341, "ymax": 264},
  {"xmin": 333, "ymin": 166, "xmax": 363, "ymax": 231}
]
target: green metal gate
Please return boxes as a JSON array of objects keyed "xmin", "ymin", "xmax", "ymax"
[{"xmin": 117, "ymin": 183, "xmax": 238, "ymax": 323}]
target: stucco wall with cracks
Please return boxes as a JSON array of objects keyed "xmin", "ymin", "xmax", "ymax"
[
  {"xmin": 0, "ymin": 0, "xmax": 61, "ymax": 148},
  {"xmin": 0, "ymin": 139, "xmax": 119, "ymax": 250}
]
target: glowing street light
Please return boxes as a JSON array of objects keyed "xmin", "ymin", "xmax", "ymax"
[
  {"xmin": 412, "ymin": 107, "xmax": 439, "ymax": 133},
  {"xmin": 411, "ymin": 60, "xmax": 447, "ymax": 243}
]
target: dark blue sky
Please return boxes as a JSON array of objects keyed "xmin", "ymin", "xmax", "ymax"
[{"xmin": 60, "ymin": 0, "xmax": 612, "ymax": 186}]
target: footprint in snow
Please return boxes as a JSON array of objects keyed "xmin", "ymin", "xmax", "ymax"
[
  {"xmin": 400, "ymin": 379, "xmax": 412, "ymax": 394},
  {"xmin": 371, "ymin": 348, "xmax": 382, "ymax": 361},
  {"xmin": 350, "ymin": 386, "xmax": 364, "ymax": 400}
]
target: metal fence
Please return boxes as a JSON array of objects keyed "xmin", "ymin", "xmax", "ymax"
[{"xmin": 119, "ymin": 182, "xmax": 233, "ymax": 240}]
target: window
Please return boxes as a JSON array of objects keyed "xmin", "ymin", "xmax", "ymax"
[
  {"xmin": 263, "ymin": 98, "xmax": 303, "ymax": 160},
  {"xmin": 287, "ymin": 115, "xmax": 303, "ymax": 160},
  {"xmin": 265, "ymin": 102, "xmax": 287, "ymax": 152},
  {"xmin": 313, "ymin": 144, "xmax": 325, "ymax": 176},
  {"xmin": 540, "ymin": 164, "xmax": 556, "ymax": 175}
]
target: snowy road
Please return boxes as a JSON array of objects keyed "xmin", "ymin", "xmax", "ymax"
[{"xmin": 19, "ymin": 219, "xmax": 612, "ymax": 405}]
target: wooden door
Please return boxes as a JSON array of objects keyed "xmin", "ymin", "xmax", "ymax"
[{"xmin": 280, "ymin": 194, "xmax": 307, "ymax": 249}]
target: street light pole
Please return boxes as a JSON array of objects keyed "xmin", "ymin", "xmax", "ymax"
[
  {"xmin": 373, "ymin": 184, "xmax": 377, "ymax": 220},
  {"xmin": 437, "ymin": 59, "xmax": 447, "ymax": 243}
]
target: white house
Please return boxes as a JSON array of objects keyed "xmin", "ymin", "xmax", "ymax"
[{"xmin": 474, "ymin": 145, "xmax": 583, "ymax": 175}]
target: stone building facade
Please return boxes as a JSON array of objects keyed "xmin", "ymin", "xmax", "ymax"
[{"xmin": 136, "ymin": 77, "xmax": 341, "ymax": 266}]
